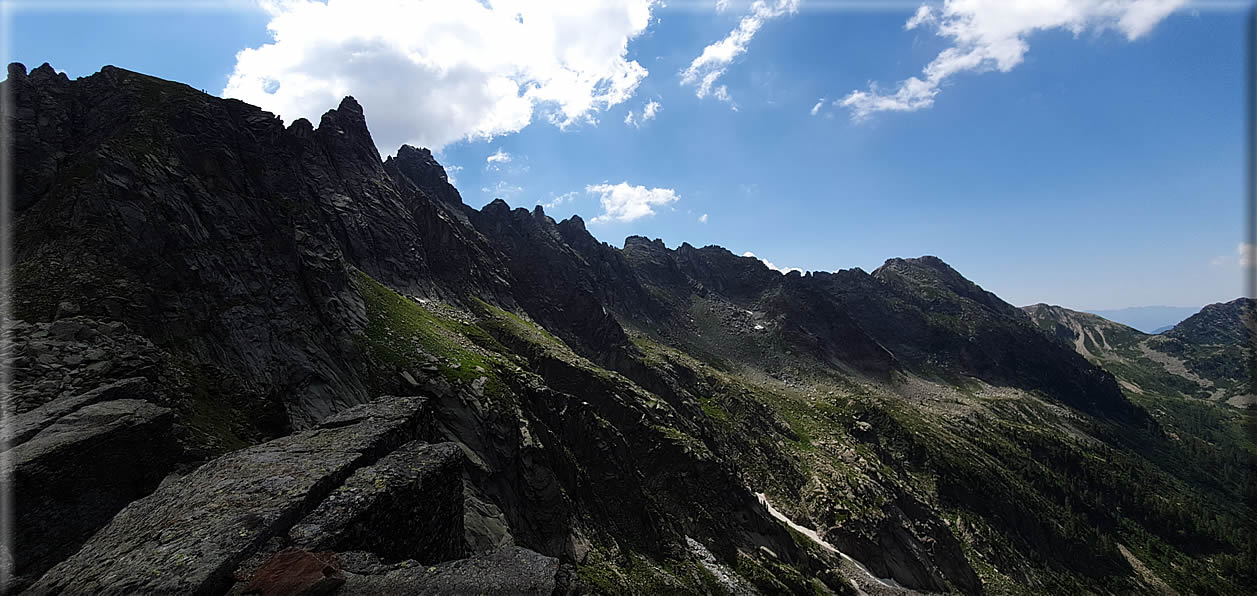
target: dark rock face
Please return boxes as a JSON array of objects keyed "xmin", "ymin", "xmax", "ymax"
[
  {"xmin": 384, "ymin": 144, "xmax": 464, "ymax": 209},
  {"xmin": 287, "ymin": 441, "xmax": 465, "ymax": 563},
  {"xmin": 6, "ymin": 64, "xmax": 512, "ymax": 429},
  {"xmin": 469, "ymin": 202, "xmax": 635, "ymax": 363},
  {"xmin": 4, "ymin": 399, "xmax": 178, "ymax": 590}
]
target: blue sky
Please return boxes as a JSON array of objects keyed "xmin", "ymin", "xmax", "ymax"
[{"xmin": 6, "ymin": 0, "xmax": 1249, "ymax": 311}]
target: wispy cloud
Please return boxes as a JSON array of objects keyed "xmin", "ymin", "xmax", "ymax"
[
  {"xmin": 625, "ymin": 99, "xmax": 662, "ymax": 127},
  {"xmin": 587, "ymin": 182, "xmax": 680, "ymax": 224},
  {"xmin": 840, "ymin": 0, "xmax": 1188, "ymax": 120},
  {"xmin": 699, "ymin": 213, "xmax": 709, "ymax": 223},
  {"xmin": 809, "ymin": 97, "xmax": 825, "ymax": 116},
  {"xmin": 680, "ymin": 0, "xmax": 799, "ymax": 104},
  {"xmin": 482, "ymin": 180, "xmax": 523, "ymax": 199},
  {"xmin": 1209, "ymin": 243, "xmax": 1256, "ymax": 269},
  {"xmin": 542, "ymin": 190, "xmax": 578, "ymax": 209}
]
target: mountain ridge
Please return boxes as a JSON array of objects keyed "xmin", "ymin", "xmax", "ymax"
[{"xmin": 5, "ymin": 62, "xmax": 1253, "ymax": 595}]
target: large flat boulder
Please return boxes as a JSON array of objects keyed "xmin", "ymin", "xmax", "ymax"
[
  {"xmin": 25, "ymin": 396, "xmax": 429, "ymax": 595},
  {"xmin": 4, "ymin": 377, "xmax": 149, "ymax": 447},
  {"xmin": 5, "ymin": 398, "xmax": 177, "ymax": 591}
]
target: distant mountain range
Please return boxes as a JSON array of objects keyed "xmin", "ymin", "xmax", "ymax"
[{"xmin": 1081, "ymin": 305, "xmax": 1203, "ymax": 334}]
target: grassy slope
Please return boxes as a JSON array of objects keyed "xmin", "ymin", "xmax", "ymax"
[{"xmin": 354, "ymin": 270, "xmax": 839, "ymax": 595}]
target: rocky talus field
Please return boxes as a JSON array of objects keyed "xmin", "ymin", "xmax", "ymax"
[{"xmin": 2, "ymin": 62, "xmax": 1254, "ymax": 595}]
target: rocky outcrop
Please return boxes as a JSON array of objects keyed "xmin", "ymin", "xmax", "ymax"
[
  {"xmin": 27, "ymin": 396, "xmax": 432, "ymax": 594},
  {"xmin": 5, "ymin": 318, "xmax": 166, "ymax": 415},
  {"xmin": 336, "ymin": 546, "xmax": 561, "ymax": 595},
  {"xmin": 4, "ymin": 398, "xmax": 178, "ymax": 590},
  {"xmin": 286, "ymin": 441, "xmax": 465, "ymax": 562},
  {"xmin": 4, "ymin": 377, "xmax": 148, "ymax": 446},
  {"xmin": 23, "ymin": 395, "xmax": 567, "ymax": 595},
  {"xmin": 470, "ymin": 202, "xmax": 635, "ymax": 363}
]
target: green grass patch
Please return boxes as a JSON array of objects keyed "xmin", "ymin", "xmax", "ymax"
[{"xmin": 353, "ymin": 270, "xmax": 507, "ymax": 397}]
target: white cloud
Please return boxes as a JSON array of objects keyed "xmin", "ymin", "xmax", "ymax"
[
  {"xmin": 587, "ymin": 182, "xmax": 680, "ymax": 223},
  {"xmin": 486, "ymin": 148, "xmax": 512, "ymax": 165},
  {"xmin": 482, "ymin": 180, "xmax": 523, "ymax": 199},
  {"xmin": 625, "ymin": 98, "xmax": 662, "ymax": 127},
  {"xmin": 680, "ymin": 0, "xmax": 798, "ymax": 103},
  {"xmin": 904, "ymin": 5, "xmax": 935, "ymax": 30},
  {"xmin": 840, "ymin": 0, "xmax": 1188, "ymax": 120},
  {"xmin": 742, "ymin": 251, "xmax": 801, "ymax": 274},
  {"xmin": 716, "ymin": 0, "xmax": 730, "ymax": 12},
  {"xmin": 643, "ymin": 99, "xmax": 662, "ymax": 120},
  {"xmin": 699, "ymin": 213, "xmax": 709, "ymax": 223},
  {"xmin": 543, "ymin": 190, "xmax": 578, "ymax": 209},
  {"xmin": 809, "ymin": 97, "xmax": 824, "ymax": 116},
  {"xmin": 485, "ymin": 148, "xmax": 513, "ymax": 171},
  {"xmin": 224, "ymin": 0, "xmax": 656, "ymax": 154}
]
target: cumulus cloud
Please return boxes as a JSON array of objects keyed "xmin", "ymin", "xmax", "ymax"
[
  {"xmin": 840, "ymin": 0, "xmax": 1188, "ymax": 120},
  {"xmin": 625, "ymin": 99, "xmax": 662, "ymax": 127},
  {"xmin": 224, "ymin": 0, "xmax": 656, "ymax": 154},
  {"xmin": 586, "ymin": 182, "xmax": 680, "ymax": 224},
  {"xmin": 699, "ymin": 213, "xmax": 709, "ymax": 223},
  {"xmin": 742, "ymin": 251, "xmax": 801, "ymax": 274},
  {"xmin": 680, "ymin": 0, "xmax": 798, "ymax": 103}
]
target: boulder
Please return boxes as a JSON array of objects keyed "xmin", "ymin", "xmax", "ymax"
[
  {"xmin": 287, "ymin": 441, "xmax": 465, "ymax": 563},
  {"xmin": 5, "ymin": 398, "xmax": 177, "ymax": 591},
  {"xmin": 238, "ymin": 549, "xmax": 343, "ymax": 596},
  {"xmin": 4, "ymin": 377, "xmax": 149, "ymax": 447},
  {"xmin": 26, "ymin": 396, "xmax": 428, "ymax": 595}
]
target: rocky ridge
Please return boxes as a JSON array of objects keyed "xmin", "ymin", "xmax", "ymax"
[{"xmin": 4, "ymin": 62, "xmax": 1253, "ymax": 595}]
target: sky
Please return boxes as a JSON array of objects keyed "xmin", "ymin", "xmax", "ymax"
[{"xmin": 4, "ymin": 0, "xmax": 1251, "ymax": 311}]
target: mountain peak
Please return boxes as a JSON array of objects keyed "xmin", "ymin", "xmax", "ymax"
[{"xmin": 384, "ymin": 144, "xmax": 464, "ymax": 207}]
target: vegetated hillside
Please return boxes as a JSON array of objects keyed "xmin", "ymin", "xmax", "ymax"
[{"xmin": 4, "ymin": 62, "xmax": 1254, "ymax": 595}]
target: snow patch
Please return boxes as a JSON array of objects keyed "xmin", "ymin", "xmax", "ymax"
[{"xmin": 755, "ymin": 493, "xmax": 902, "ymax": 590}]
